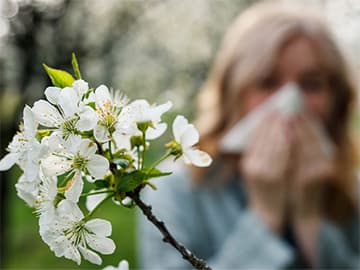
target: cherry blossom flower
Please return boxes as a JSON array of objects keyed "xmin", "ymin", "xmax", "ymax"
[
  {"xmin": 0, "ymin": 57, "xmax": 215, "ymax": 267},
  {"xmin": 41, "ymin": 135, "xmax": 109, "ymax": 181},
  {"xmin": 94, "ymin": 85, "xmax": 129, "ymax": 143},
  {"xmin": 0, "ymin": 106, "xmax": 41, "ymax": 173},
  {"xmin": 119, "ymin": 99, "xmax": 172, "ymax": 139},
  {"xmin": 32, "ymin": 87, "xmax": 98, "ymax": 139},
  {"xmin": 171, "ymin": 115, "xmax": 212, "ymax": 167},
  {"xmin": 15, "ymin": 174, "xmax": 41, "ymax": 207},
  {"xmin": 40, "ymin": 200, "xmax": 115, "ymax": 265}
]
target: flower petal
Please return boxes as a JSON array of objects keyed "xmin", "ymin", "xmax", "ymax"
[
  {"xmin": 94, "ymin": 125, "xmax": 111, "ymax": 143},
  {"xmin": 146, "ymin": 123, "xmax": 167, "ymax": 140},
  {"xmin": 79, "ymin": 139, "xmax": 97, "ymax": 157},
  {"xmin": 72, "ymin": 79, "xmax": 89, "ymax": 98},
  {"xmin": 180, "ymin": 124, "xmax": 199, "ymax": 148},
  {"xmin": 50, "ymin": 235, "xmax": 69, "ymax": 257},
  {"xmin": 85, "ymin": 190, "xmax": 107, "ymax": 212},
  {"xmin": 113, "ymin": 132, "xmax": 132, "ymax": 151},
  {"xmin": 86, "ymin": 234, "xmax": 116, "ymax": 255},
  {"xmin": 32, "ymin": 100, "xmax": 63, "ymax": 127},
  {"xmin": 172, "ymin": 115, "xmax": 188, "ymax": 143},
  {"xmin": 23, "ymin": 149, "xmax": 42, "ymax": 180},
  {"xmin": 118, "ymin": 260, "xmax": 129, "ymax": 270},
  {"xmin": 95, "ymin": 85, "xmax": 112, "ymax": 109},
  {"xmin": 77, "ymin": 106, "xmax": 98, "ymax": 131},
  {"xmin": 44, "ymin": 86, "xmax": 61, "ymax": 104},
  {"xmin": 15, "ymin": 174, "xmax": 39, "ymax": 207},
  {"xmin": 87, "ymin": 155, "xmax": 109, "ymax": 179},
  {"xmin": 64, "ymin": 245, "xmax": 81, "ymax": 265},
  {"xmin": 78, "ymin": 245, "xmax": 102, "ymax": 265},
  {"xmin": 63, "ymin": 134, "xmax": 82, "ymax": 154},
  {"xmin": 127, "ymin": 99, "xmax": 149, "ymax": 123},
  {"xmin": 184, "ymin": 148, "xmax": 212, "ymax": 167},
  {"xmin": 23, "ymin": 105, "xmax": 37, "ymax": 137},
  {"xmin": 121, "ymin": 197, "xmax": 132, "ymax": 206},
  {"xmin": 64, "ymin": 174, "xmax": 83, "ymax": 203},
  {"xmin": 150, "ymin": 101, "xmax": 172, "ymax": 122},
  {"xmin": 85, "ymin": 218, "xmax": 112, "ymax": 237},
  {"xmin": 41, "ymin": 155, "xmax": 72, "ymax": 176},
  {"xmin": 0, "ymin": 152, "xmax": 19, "ymax": 171},
  {"xmin": 58, "ymin": 87, "xmax": 79, "ymax": 117},
  {"xmin": 44, "ymin": 132, "xmax": 64, "ymax": 152},
  {"xmin": 57, "ymin": 200, "xmax": 84, "ymax": 221},
  {"xmin": 103, "ymin": 265, "xmax": 117, "ymax": 270},
  {"xmin": 39, "ymin": 168, "xmax": 58, "ymax": 198}
]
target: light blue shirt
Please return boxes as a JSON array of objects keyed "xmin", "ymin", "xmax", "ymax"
[{"xmin": 138, "ymin": 161, "xmax": 359, "ymax": 269}]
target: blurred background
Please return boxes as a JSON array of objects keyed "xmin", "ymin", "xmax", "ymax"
[{"xmin": 0, "ymin": 0, "xmax": 359, "ymax": 268}]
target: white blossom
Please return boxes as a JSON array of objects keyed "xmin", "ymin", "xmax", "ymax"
[
  {"xmin": 72, "ymin": 79, "xmax": 90, "ymax": 99},
  {"xmin": 0, "ymin": 106, "xmax": 42, "ymax": 175},
  {"xmin": 44, "ymin": 80, "xmax": 89, "ymax": 105},
  {"xmin": 172, "ymin": 115, "xmax": 212, "ymax": 167},
  {"xmin": 41, "ymin": 135, "xmax": 109, "ymax": 181},
  {"xmin": 40, "ymin": 200, "xmax": 116, "ymax": 265},
  {"xmin": 119, "ymin": 99, "xmax": 172, "ymax": 140},
  {"xmin": 15, "ymin": 174, "xmax": 41, "ymax": 207},
  {"xmin": 36, "ymin": 169, "xmax": 58, "ymax": 225},
  {"xmin": 32, "ymin": 87, "xmax": 98, "ymax": 139},
  {"xmin": 94, "ymin": 85, "xmax": 129, "ymax": 143}
]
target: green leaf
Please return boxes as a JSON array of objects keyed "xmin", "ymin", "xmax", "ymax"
[
  {"xmin": 94, "ymin": 180, "xmax": 110, "ymax": 189},
  {"xmin": 116, "ymin": 168, "xmax": 172, "ymax": 192},
  {"xmin": 144, "ymin": 167, "xmax": 172, "ymax": 178},
  {"xmin": 71, "ymin": 53, "xmax": 82, "ymax": 79},
  {"xmin": 43, "ymin": 64, "xmax": 75, "ymax": 88},
  {"xmin": 117, "ymin": 171, "xmax": 147, "ymax": 192}
]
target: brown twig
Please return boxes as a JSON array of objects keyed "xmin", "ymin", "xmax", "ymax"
[{"xmin": 127, "ymin": 188, "xmax": 212, "ymax": 270}]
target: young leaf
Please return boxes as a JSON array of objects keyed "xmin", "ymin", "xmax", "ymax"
[
  {"xmin": 71, "ymin": 53, "xmax": 82, "ymax": 79},
  {"xmin": 144, "ymin": 168, "xmax": 172, "ymax": 178},
  {"xmin": 116, "ymin": 168, "xmax": 172, "ymax": 192},
  {"xmin": 117, "ymin": 171, "xmax": 147, "ymax": 192},
  {"xmin": 94, "ymin": 180, "xmax": 110, "ymax": 189},
  {"xmin": 43, "ymin": 64, "xmax": 75, "ymax": 88}
]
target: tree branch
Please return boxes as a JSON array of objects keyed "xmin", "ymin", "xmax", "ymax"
[{"xmin": 127, "ymin": 188, "xmax": 212, "ymax": 270}]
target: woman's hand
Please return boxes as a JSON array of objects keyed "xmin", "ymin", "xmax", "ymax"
[
  {"xmin": 239, "ymin": 113, "xmax": 291, "ymax": 233},
  {"xmin": 289, "ymin": 113, "xmax": 335, "ymax": 267},
  {"xmin": 290, "ymin": 113, "xmax": 334, "ymax": 218}
]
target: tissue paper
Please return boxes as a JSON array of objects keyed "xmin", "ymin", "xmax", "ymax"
[{"xmin": 219, "ymin": 83, "xmax": 335, "ymax": 157}]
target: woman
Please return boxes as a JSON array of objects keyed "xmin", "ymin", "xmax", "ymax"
[{"xmin": 138, "ymin": 3, "xmax": 359, "ymax": 269}]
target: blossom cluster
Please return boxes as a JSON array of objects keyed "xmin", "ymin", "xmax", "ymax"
[{"xmin": 0, "ymin": 56, "xmax": 212, "ymax": 266}]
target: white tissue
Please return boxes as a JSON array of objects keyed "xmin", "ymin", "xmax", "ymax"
[{"xmin": 219, "ymin": 83, "xmax": 335, "ymax": 157}]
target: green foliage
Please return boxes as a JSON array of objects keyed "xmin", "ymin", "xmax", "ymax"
[
  {"xmin": 117, "ymin": 171, "xmax": 147, "ymax": 192},
  {"xmin": 117, "ymin": 168, "xmax": 171, "ymax": 192},
  {"xmin": 71, "ymin": 53, "xmax": 82, "ymax": 79},
  {"xmin": 43, "ymin": 64, "xmax": 75, "ymax": 88},
  {"xmin": 143, "ymin": 167, "xmax": 172, "ymax": 178},
  {"xmin": 94, "ymin": 179, "xmax": 110, "ymax": 189}
]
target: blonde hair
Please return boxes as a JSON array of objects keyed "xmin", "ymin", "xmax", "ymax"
[{"xmin": 195, "ymin": 2, "xmax": 358, "ymax": 221}]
